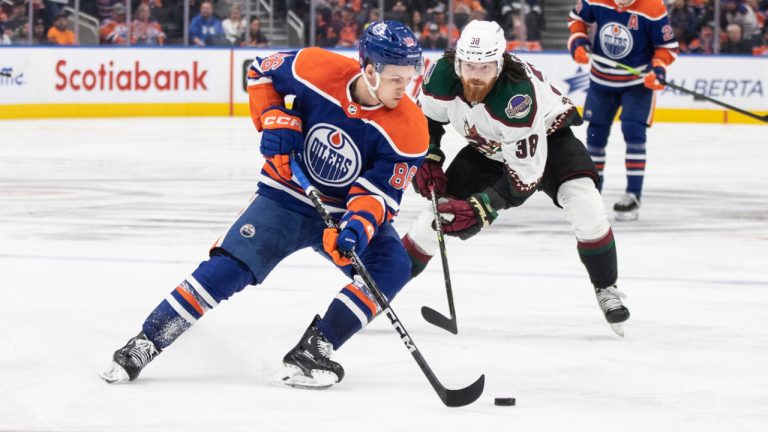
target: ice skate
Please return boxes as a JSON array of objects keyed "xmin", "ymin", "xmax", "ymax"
[
  {"xmin": 613, "ymin": 193, "xmax": 640, "ymax": 221},
  {"xmin": 595, "ymin": 286, "xmax": 630, "ymax": 337},
  {"xmin": 281, "ymin": 315, "xmax": 344, "ymax": 390},
  {"xmin": 100, "ymin": 332, "xmax": 161, "ymax": 383}
]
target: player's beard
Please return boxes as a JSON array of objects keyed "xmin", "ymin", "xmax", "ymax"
[{"xmin": 461, "ymin": 77, "xmax": 496, "ymax": 103}]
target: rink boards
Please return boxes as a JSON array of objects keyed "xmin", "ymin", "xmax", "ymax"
[{"xmin": 1, "ymin": 47, "xmax": 766, "ymax": 123}]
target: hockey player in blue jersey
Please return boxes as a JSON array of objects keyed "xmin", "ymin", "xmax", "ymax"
[
  {"xmin": 100, "ymin": 21, "xmax": 429, "ymax": 389},
  {"xmin": 568, "ymin": 0, "xmax": 679, "ymax": 220}
]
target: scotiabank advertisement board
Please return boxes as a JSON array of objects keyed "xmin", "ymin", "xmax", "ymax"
[
  {"xmin": 0, "ymin": 47, "xmax": 229, "ymax": 105},
  {"xmin": 1, "ymin": 47, "xmax": 766, "ymax": 122}
]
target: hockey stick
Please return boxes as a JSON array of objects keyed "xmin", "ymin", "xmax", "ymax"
[
  {"xmin": 289, "ymin": 158, "xmax": 485, "ymax": 407},
  {"xmin": 420, "ymin": 184, "xmax": 459, "ymax": 334},
  {"xmin": 589, "ymin": 53, "xmax": 768, "ymax": 123}
]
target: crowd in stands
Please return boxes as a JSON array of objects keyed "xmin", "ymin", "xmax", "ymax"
[
  {"xmin": 1, "ymin": 0, "xmax": 767, "ymax": 55},
  {"xmin": 0, "ymin": 0, "xmax": 270, "ymax": 46},
  {"xmin": 669, "ymin": 0, "xmax": 768, "ymax": 55},
  {"xmin": 301, "ymin": 0, "xmax": 545, "ymax": 51}
]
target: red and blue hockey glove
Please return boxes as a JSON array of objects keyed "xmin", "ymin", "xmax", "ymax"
[
  {"xmin": 644, "ymin": 63, "xmax": 666, "ymax": 91},
  {"xmin": 569, "ymin": 36, "xmax": 591, "ymax": 65},
  {"xmin": 323, "ymin": 210, "xmax": 378, "ymax": 266},
  {"xmin": 260, "ymin": 106, "xmax": 303, "ymax": 180},
  {"xmin": 436, "ymin": 192, "xmax": 498, "ymax": 240},
  {"xmin": 412, "ymin": 145, "xmax": 448, "ymax": 198}
]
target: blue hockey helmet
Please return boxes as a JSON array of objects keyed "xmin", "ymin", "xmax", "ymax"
[{"xmin": 359, "ymin": 21, "xmax": 424, "ymax": 73}]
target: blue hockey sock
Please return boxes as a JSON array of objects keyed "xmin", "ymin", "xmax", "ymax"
[
  {"xmin": 316, "ymin": 279, "xmax": 379, "ymax": 350},
  {"xmin": 142, "ymin": 252, "xmax": 255, "ymax": 349},
  {"xmin": 587, "ymin": 124, "xmax": 610, "ymax": 192},
  {"xmin": 625, "ymin": 142, "xmax": 646, "ymax": 199}
]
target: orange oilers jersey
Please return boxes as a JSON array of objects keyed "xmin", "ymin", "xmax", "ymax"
[
  {"xmin": 568, "ymin": 0, "xmax": 678, "ymax": 88},
  {"xmin": 246, "ymin": 47, "xmax": 429, "ymax": 223}
]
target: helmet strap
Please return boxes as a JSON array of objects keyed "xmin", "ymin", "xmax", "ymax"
[{"xmin": 363, "ymin": 68, "xmax": 382, "ymax": 103}]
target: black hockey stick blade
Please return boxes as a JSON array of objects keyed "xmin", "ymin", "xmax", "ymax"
[
  {"xmin": 440, "ymin": 374, "xmax": 485, "ymax": 407},
  {"xmin": 421, "ymin": 306, "xmax": 458, "ymax": 334}
]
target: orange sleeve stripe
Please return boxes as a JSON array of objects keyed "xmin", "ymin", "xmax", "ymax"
[
  {"xmin": 347, "ymin": 195, "xmax": 385, "ymax": 225},
  {"xmin": 568, "ymin": 20, "xmax": 589, "ymax": 35},
  {"xmin": 175, "ymin": 286, "xmax": 204, "ymax": 315},
  {"xmin": 247, "ymin": 83, "xmax": 282, "ymax": 131},
  {"xmin": 652, "ymin": 48, "xmax": 677, "ymax": 67},
  {"xmin": 346, "ymin": 283, "xmax": 378, "ymax": 315}
]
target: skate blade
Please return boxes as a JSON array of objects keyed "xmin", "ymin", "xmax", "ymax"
[
  {"xmin": 614, "ymin": 210, "xmax": 639, "ymax": 222},
  {"xmin": 99, "ymin": 362, "xmax": 130, "ymax": 384},
  {"xmin": 609, "ymin": 323, "xmax": 625, "ymax": 338},
  {"xmin": 281, "ymin": 364, "xmax": 338, "ymax": 390}
]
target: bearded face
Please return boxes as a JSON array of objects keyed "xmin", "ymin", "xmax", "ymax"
[
  {"xmin": 459, "ymin": 60, "xmax": 498, "ymax": 103},
  {"xmin": 461, "ymin": 76, "xmax": 496, "ymax": 103}
]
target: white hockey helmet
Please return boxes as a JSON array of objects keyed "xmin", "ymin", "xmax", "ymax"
[{"xmin": 455, "ymin": 20, "xmax": 507, "ymax": 78}]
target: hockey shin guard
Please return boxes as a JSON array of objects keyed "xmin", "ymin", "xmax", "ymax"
[{"xmin": 558, "ymin": 178, "xmax": 618, "ymax": 288}]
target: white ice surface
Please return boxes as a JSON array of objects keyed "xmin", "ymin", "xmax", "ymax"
[{"xmin": 1, "ymin": 118, "xmax": 766, "ymax": 431}]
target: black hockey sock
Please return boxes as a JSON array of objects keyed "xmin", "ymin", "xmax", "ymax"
[{"xmin": 577, "ymin": 228, "xmax": 618, "ymax": 289}]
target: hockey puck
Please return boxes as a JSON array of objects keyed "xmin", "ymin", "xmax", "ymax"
[{"xmin": 494, "ymin": 397, "xmax": 516, "ymax": 406}]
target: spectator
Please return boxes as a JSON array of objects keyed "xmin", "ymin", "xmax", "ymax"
[
  {"xmin": 366, "ymin": 9, "xmax": 381, "ymax": 26},
  {"xmin": 132, "ymin": 3, "xmax": 166, "ymax": 46},
  {"xmin": 410, "ymin": 9, "xmax": 425, "ymax": 37},
  {"xmin": 94, "ymin": 0, "xmax": 118, "ymax": 24},
  {"xmin": 722, "ymin": 22, "xmax": 754, "ymax": 53},
  {"xmin": 189, "ymin": 0, "xmax": 227, "ymax": 46},
  {"xmin": 315, "ymin": 7, "xmax": 339, "ymax": 47},
  {"xmin": 453, "ymin": 0, "xmax": 485, "ymax": 29},
  {"xmin": 689, "ymin": 22, "xmax": 716, "ymax": 54},
  {"xmin": 5, "ymin": 2, "xmax": 28, "ymax": 34},
  {"xmin": 336, "ymin": 6, "xmax": 360, "ymax": 47},
  {"xmin": 753, "ymin": 27, "xmax": 768, "ymax": 54},
  {"xmin": 10, "ymin": 21, "xmax": 28, "ymax": 45},
  {"xmin": 670, "ymin": 0, "xmax": 699, "ymax": 48},
  {"xmin": 214, "ymin": 0, "xmax": 237, "ymax": 20},
  {"xmin": 421, "ymin": 22, "xmax": 448, "ymax": 49},
  {"xmin": 241, "ymin": 16, "xmax": 268, "ymax": 47},
  {"xmin": 1, "ymin": 25, "xmax": 10, "ymax": 46},
  {"xmin": 724, "ymin": 0, "xmax": 761, "ymax": 42},
  {"xmin": 222, "ymin": 3, "xmax": 246, "ymax": 44},
  {"xmin": 384, "ymin": 0, "xmax": 408, "ymax": 23},
  {"xmin": 422, "ymin": 3, "xmax": 458, "ymax": 42},
  {"xmin": 99, "ymin": 2, "xmax": 129, "ymax": 45},
  {"xmin": 47, "ymin": 12, "xmax": 75, "ymax": 45}
]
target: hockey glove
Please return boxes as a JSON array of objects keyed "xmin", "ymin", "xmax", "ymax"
[
  {"xmin": 412, "ymin": 145, "xmax": 448, "ymax": 198},
  {"xmin": 260, "ymin": 106, "xmax": 303, "ymax": 180},
  {"xmin": 323, "ymin": 210, "xmax": 378, "ymax": 266},
  {"xmin": 644, "ymin": 63, "xmax": 666, "ymax": 91},
  {"xmin": 569, "ymin": 37, "xmax": 591, "ymax": 65},
  {"xmin": 436, "ymin": 192, "xmax": 498, "ymax": 240}
]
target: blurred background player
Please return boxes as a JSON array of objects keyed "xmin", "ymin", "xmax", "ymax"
[
  {"xmin": 403, "ymin": 20, "xmax": 630, "ymax": 336},
  {"xmin": 568, "ymin": 0, "xmax": 679, "ymax": 221},
  {"xmin": 100, "ymin": 21, "xmax": 428, "ymax": 389}
]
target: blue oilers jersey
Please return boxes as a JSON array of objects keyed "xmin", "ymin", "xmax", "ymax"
[
  {"xmin": 246, "ymin": 47, "xmax": 429, "ymax": 222},
  {"xmin": 568, "ymin": 0, "xmax": 679, "ymax": 89}
]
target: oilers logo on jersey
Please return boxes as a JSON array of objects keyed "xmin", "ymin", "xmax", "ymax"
[
  {"xmin": 600, "ymin": 23, "xmax": 633, "ymax": 59},
  {"xmin": 305, "ymin": 123, "xmax": 362, "ymax": 187}
]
